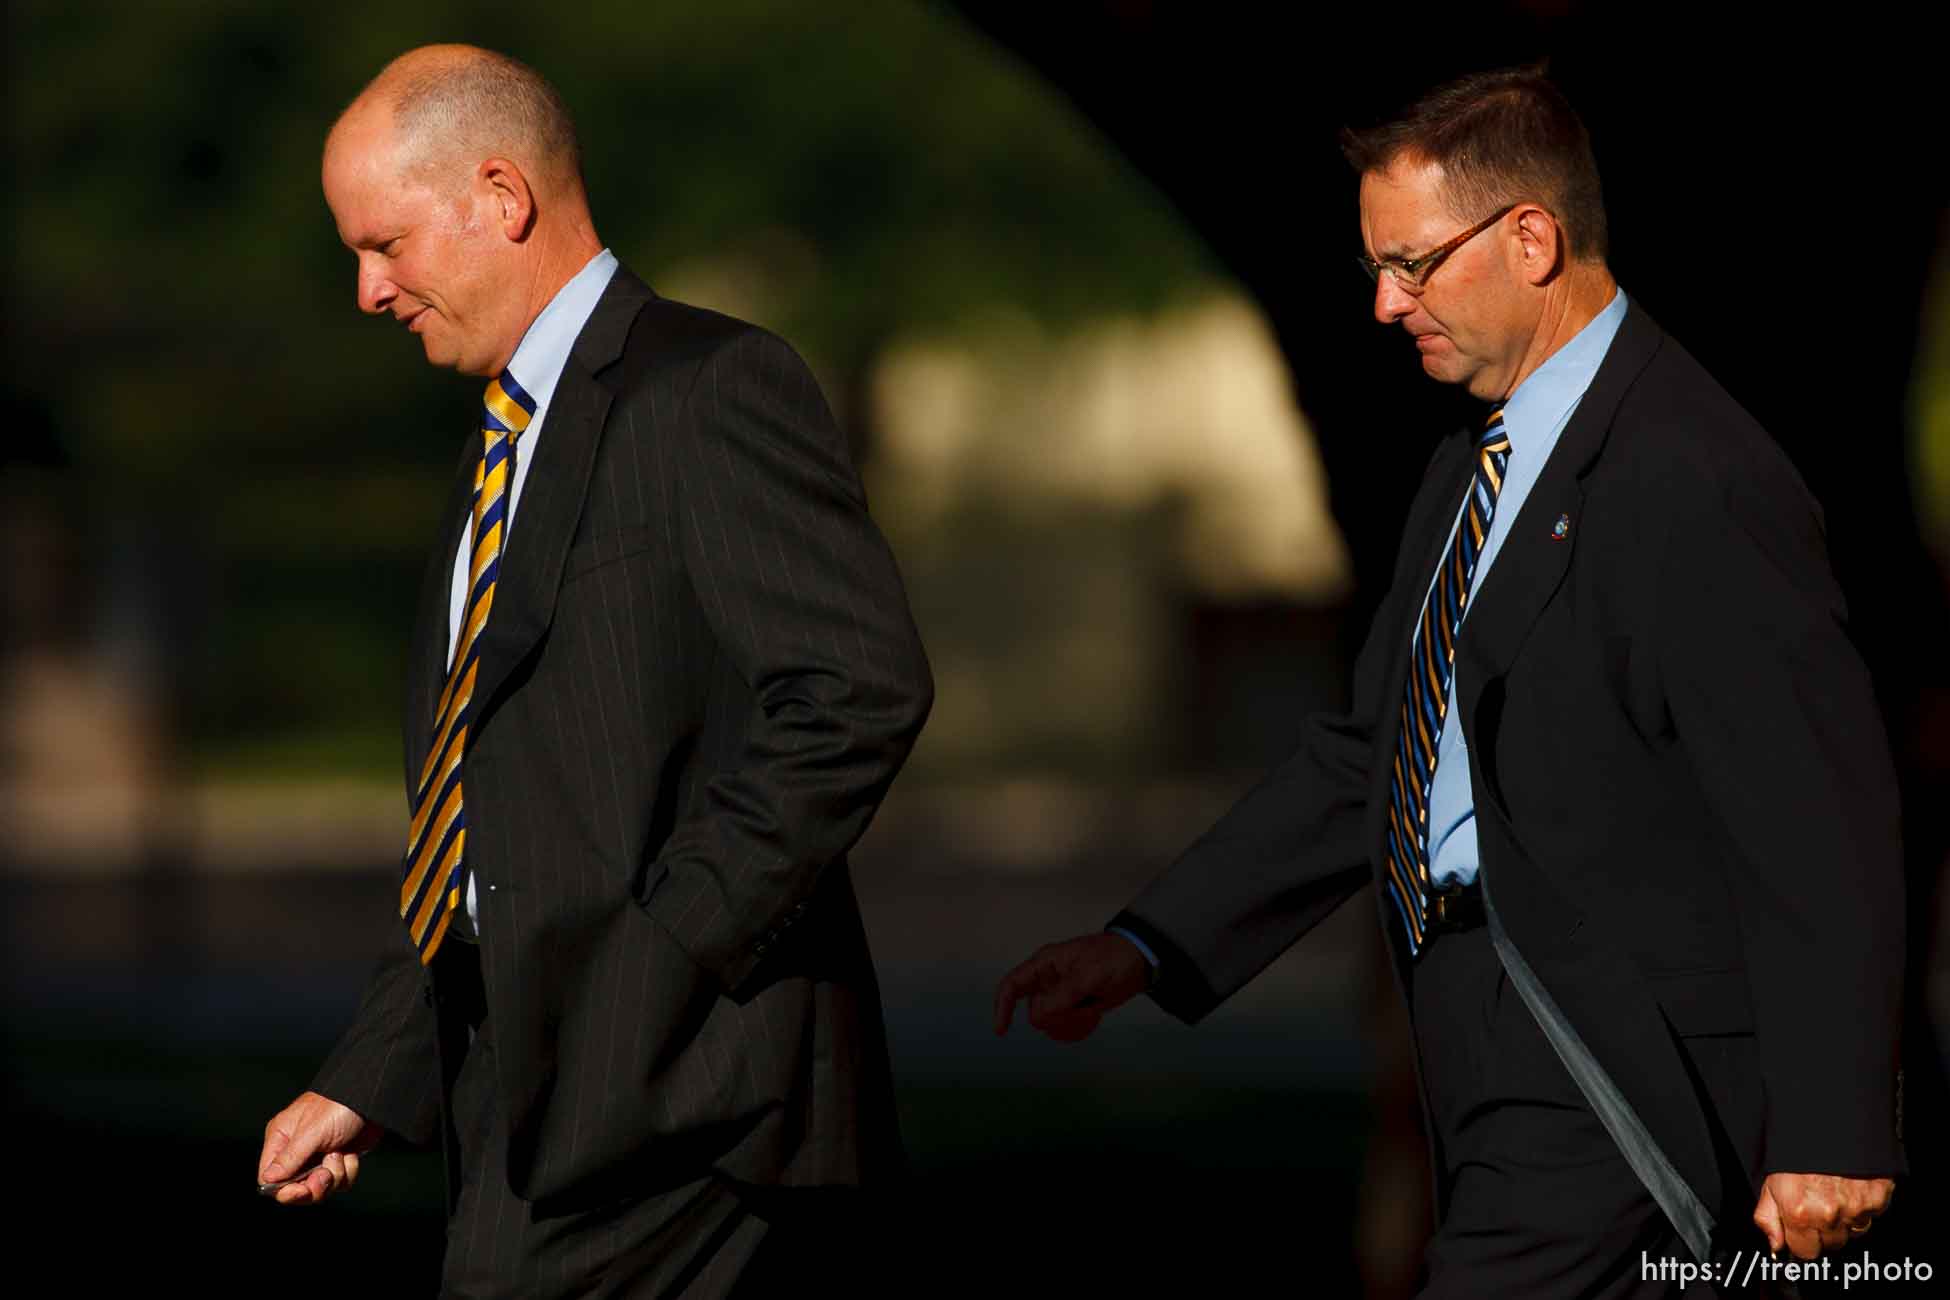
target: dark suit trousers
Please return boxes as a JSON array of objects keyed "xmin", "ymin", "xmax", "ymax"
[
  {"xmin": 433, "ymin": 944, "xmax": 767, "ymax": 1298},
  {"xmin": 1410, "ymin": 927, "xmax": 1765, "ymax": 1300}
]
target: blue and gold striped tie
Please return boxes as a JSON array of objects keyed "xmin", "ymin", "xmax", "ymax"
[
  {"xmin": 400, "ymin": 369, "xmax": 536, "ymax": 964},
  {"xmin": 1382, "ymin": 406, "xmax": 1512, "ymax": 958}
]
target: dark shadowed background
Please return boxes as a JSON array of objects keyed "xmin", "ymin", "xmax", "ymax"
[{"xmin": 6, "ymin": 2, "xmax": 1947, "ymax": 1294}]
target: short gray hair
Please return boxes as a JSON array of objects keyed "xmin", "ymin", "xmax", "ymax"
[{"xmin": 388, "ymin": 48, "xmax": 582, "ymax": 189}]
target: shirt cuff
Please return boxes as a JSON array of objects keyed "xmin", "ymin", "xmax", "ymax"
[{"xmin": 1106, "ymin": 924, "xmax": 1161, "ymax": 984}]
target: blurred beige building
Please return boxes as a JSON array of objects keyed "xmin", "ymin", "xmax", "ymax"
[{"xmin": 2, "ymin": 293, "xmax": 1351, "ymax": 873}]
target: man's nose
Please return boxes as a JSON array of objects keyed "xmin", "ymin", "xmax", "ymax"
[
  {"xmin": 356, "ymin": 257, "xmax": 396, "ymax": 315},
  {"xmin": 1372, "ymin": 272, "xmax": 1416, "ymax": 325}
]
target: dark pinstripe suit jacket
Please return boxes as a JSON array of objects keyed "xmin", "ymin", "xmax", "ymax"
[{"xmin": 313, "ymin": 267, "xmax": 933, "ymax": 1208}]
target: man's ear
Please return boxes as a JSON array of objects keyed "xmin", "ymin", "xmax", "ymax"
[
  {"xmin": 1514, "ymin": 205, "xmax": 1564, "ymax": 285},
  {"xmin": 479, "ymin": 157, "xmax": 536, "ymax": 242}
]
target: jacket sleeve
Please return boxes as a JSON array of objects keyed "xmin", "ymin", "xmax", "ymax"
[
  {"xmin": 636, "ymin": 325, "xmax": 933, "ymax": 995},
  {"xmin": 1111, "ymin": 710, "xmax": 1373, "ymax": 1023},
  {"xmin": 1654, "ymin": 456, "xmax": 1906, "ymax": 1178},
  {"xmin": 1111, "ymin": 434, "xmax": 1468, "ymax": 1022},
  {"xmin": 310, "ymin": 908, "xmax": 443, "ymax": 1147}
]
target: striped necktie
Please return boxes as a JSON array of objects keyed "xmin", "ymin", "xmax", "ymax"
[
  {"xmin": 400, "ymin": 369, "xmax": 537, "ymax": 964},
  {"xmin": 1382, "ymin": 405, "xmax": 1512, "ymax": 958}
]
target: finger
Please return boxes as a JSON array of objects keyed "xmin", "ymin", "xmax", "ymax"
[
  {"xmin": 1003, "ymin": 956, "xmax": 1076, "ymax": 1032},
  {"xmin": 322, "ymin": 1151, "xmax": 349, "ymax": 1189},
  {"xmin": 992, "ymin": 962, "xmax": 1047, "ymax": 1036},
  {"xmin": 258, "ymin": 1133, "xmax": 290, "ymax": 1184},
  {"xmin": 992, "ymin": 981, "xmax": 1017, "ymax": 1036},
  {"xmin": 1752, "ymin": 1188, "xmax": 1784, "ymax": 1255},
  {"xmin": 260, "ymin": 1113, "xmax": 325, "ymax": 1185},
  {"xmin": 1785, "ymin": 1224, "xmax": 1824, "ymax": 1261},
  {"xmin": 342, "ymin": 1153, "xmax": 362, "ymax": 1187},
  {"xmin": 304, "ymin": 1163, "xmax": 339, "ymax": 1203},
  {"xmin": 1819, "ymin": 1225, "xmax": 1851, "ymax": 1254}
]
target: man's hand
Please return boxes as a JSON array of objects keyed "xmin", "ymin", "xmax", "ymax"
[
  {"xmin": 993, "ymin": 933, "xmax": 1152, "ymax": 1041},
  {"xmin": 1753, "ymin": 1172, "xmax": 1895, "ymax": 1259},
  {"xmin": 258, "ymin": 1091, "xmax": 383, "ymax": 1206}
]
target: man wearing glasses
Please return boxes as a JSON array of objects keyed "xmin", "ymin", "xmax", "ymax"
[{"xmin": 996, "ymin": 66, "xmax": 1903, "ymax": 1295}]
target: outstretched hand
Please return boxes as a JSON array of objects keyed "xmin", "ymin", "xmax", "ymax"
[
  {"xmin": 993, "ymin": 932, "xmax": 1152, "ymax": 1042},
  {"xmin": 258, "ymin": 1091, "xmax": 383, "ymax": 1206}
]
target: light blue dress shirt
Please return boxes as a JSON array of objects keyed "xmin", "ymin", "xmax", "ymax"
[
  {"xmin": 1424, "ymin": 286, "xmax": 1627, "ymax": 888},
  {"xmin": 443, "ymin": 247, "xmax": 619, "ymax": 667},
  {"xmin": 445, "ymin": 247, "xmax": 619, "ymax": 923},
  {"xmin": 1111, "ymin": 289, "xmax": 1628, "ymax": 971}
]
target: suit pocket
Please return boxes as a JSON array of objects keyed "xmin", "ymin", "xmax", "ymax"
[
  {"xmin": 1468, "ymin": 675, "xmax": 1514, "ymax": 827},
  {"xmin": 563, "ymin": 525, "xmax": 661, "ymax": 586},
  {"xmin": 1648, "ymin": 968, "xmax": 1755, "ymax": 1036},
  {"xmin": 1603, "ymin": 634, "xmax": 1676, "ymax": 747}
]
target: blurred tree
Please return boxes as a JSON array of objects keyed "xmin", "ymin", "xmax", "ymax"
[
  {"xmin": 7, "ymin": 0, "xmax": 1227, "ymax": 775},
  {"xmin": 1918, "ymin": 240, "xmax": 1950, "ymax": 564}
]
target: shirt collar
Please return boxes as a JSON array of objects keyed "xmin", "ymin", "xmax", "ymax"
[
  {"xmin": 1499, "ymin": 286, "xmax": 1628, "ymax": 454},
  {"xmin": 503, "ymin": 248, "xmax": 620, "ymax": 410}
]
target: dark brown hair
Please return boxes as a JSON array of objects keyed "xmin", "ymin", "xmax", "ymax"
[{"xmin": 1341, "ymin": 65, "xmax": 1608, "ymax": 262}]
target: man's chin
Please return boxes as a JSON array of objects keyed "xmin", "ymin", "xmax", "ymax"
[
  {"xmin": 1419, "ymin": 352, "xmax": 1486, "ymax": 394},
  {"xmin": 417, "ymin": 336, "xmax": 469, "ymax": 373},
  {"xmin": 1420, "ymin": 354, "xmax": 1461, "ymax": 384},
  {"xmin": 416, "ymin": 338, "xmax": 498, "ymax": 377}
]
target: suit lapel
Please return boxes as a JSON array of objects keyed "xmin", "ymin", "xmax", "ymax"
[
  {"xmin": 469, "ymin": 269, "xmax": 657, "ymax": 731},
  {"xmin": 1453, "ymin": 300, "xmax": 1664, "ymax": 740}
]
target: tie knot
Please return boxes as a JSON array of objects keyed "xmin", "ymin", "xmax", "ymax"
[
  {"xmin": 483, "ymin": 369, "xmax": 537, "ymax": 441},
  {"xmin": 1478, "ymin": 403, "xmax": 1510, "ymax": 453}
]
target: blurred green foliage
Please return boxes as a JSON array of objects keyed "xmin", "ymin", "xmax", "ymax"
[
  {"xmin": 1917, "ymin": 243, "xmax": 1950, "ymax": 561},
  {"xmin": 7, "ymin": 0, "xmax": 1226, "ymax": 776}
]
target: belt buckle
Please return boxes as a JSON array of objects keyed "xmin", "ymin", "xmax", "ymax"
[{"xmin": 1427, "ymin": 884, "xmax": 1474, "ymax": 938}]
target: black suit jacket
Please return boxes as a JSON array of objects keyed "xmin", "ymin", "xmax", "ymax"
[
  {"xmin": 1113, "ymin": 298, "xmax": 1905, "ymax": 1219},
  {"xmin": 313, "ymin": 268, "xmax": 933, "ymax": 1207}
]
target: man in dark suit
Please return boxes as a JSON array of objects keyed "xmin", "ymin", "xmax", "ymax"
[
  {"xmin": 255, "ymin": 44, "xmax": 932, "ymax": 1294},
  {"xmin": 995, "ymin": 67, "xmax": 1903, "ymax": 1296}
]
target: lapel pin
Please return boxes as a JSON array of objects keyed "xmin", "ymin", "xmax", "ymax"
[{"xmin": 1551, "ymin": 514, "xmax": 1571, "ymax": 542}]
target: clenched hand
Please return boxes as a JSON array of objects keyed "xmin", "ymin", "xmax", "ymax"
[
  {"xmin": 258, "ymin": 1090, "xmax": 383, "ymax": 1206},
  {"xmin": 1753, "ymin": 1172, "xmax": 1894, "ymax": 1259}
]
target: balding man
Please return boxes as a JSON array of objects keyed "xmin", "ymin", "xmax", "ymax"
[{"xmin": 256, "ymin": 46, "xmax": 932, "ymax": 1295}]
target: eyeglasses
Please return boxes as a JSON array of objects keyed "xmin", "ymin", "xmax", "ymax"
[{"xmin": 1357, "ymin": 204, "xmax": 1516, "ymax": 295}]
